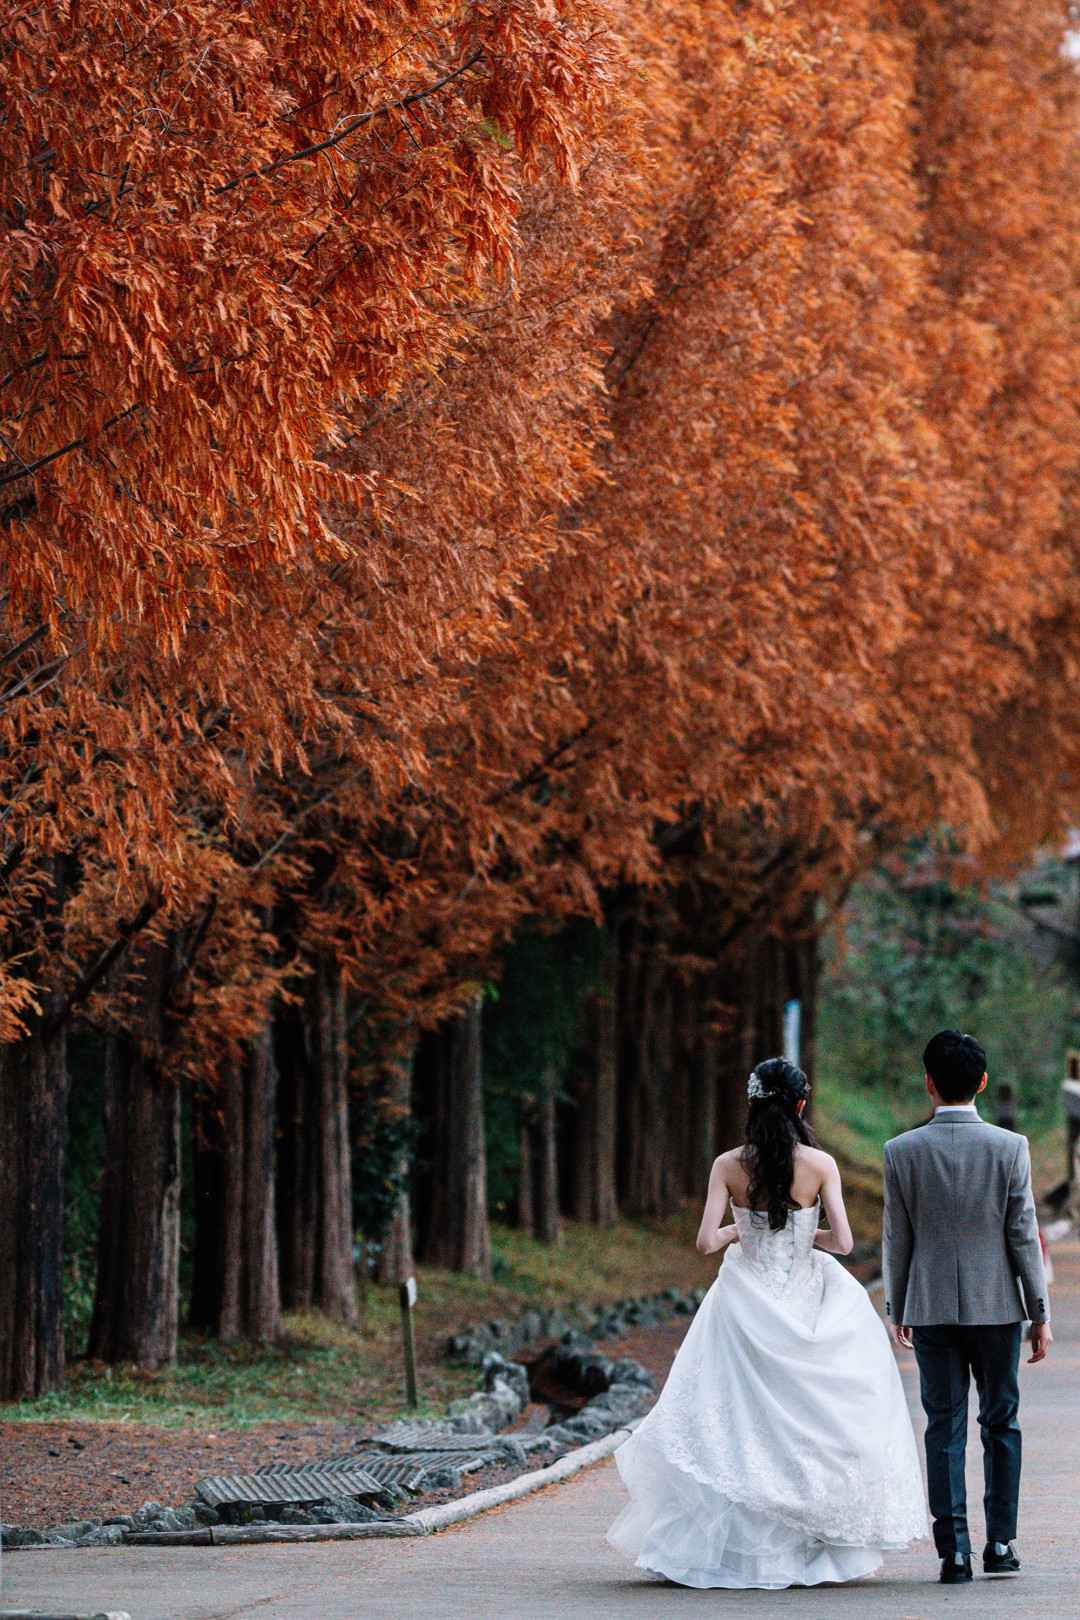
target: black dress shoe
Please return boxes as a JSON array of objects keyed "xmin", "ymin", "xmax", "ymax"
[
  {"xmin": 983, "ymin": 1540, "xmax": 1021, "ymax": 1574},
  {"xmin": 940, "ymin": 1553, "xmax": 973, "ymax": 1583}
]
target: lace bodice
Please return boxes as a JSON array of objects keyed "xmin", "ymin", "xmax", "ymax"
[{"xmin": 732, "ymin": 1201, "xmax": 821, "ymax": 1303}]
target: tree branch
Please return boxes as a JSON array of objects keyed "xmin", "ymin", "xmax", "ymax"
[
  {"xmin": 0, "ymin": 406, "xmax": 139, "ymax": 491},
  {"xmin": 212, "ymin": 49, "xmax": 484, "ymax": 197},
  {"xmin": 43, "ymin": 893, "xmax": 161, "ymax": 1039},
  {"xmin": 0, "ymin": 622, "xmax": 48, "ymax": 675},
  {"xmin": 246, "ymin": 768, "xmax": 364, "ymax": 874}
]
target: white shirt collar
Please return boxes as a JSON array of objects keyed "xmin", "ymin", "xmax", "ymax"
[{"xmin": 934, "ymin": 1103, "xmax": 980, "ymax": 1115}]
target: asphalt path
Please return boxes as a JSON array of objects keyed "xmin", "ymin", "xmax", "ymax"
[{"xmin": 5, "ymin": 1243, "xmax": 1079, "ymax": 1620}]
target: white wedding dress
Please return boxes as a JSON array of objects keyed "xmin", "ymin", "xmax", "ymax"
[{"xmin": 607, "ymin": 1202, "xmax": 928, "ymax": 1588}]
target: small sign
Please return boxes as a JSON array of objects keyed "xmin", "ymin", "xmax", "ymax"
[
  {"xmin": 398, "ymin": 1276, "xmax": 419, "ymax": 1410},
  {"xmin": 783, "ymin": 999, "xmax": 801, "ymax": 1068}
]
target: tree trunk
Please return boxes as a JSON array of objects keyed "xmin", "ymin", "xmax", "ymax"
[
  {"xmin": 419, "ymin": 1025, "xmax": 451, "ymax": 1262},
  {"xmin": 685, "ymin": 971, "xmax": 718, "ymax": 1197},
  {"xmin": 570, "ymin": 1062, "xmax": 594, "ymax": 1225},
  {"xmin": 0, "ymin": 857, "xmax": 69, "ymax": 1398},
  {"xmin": 620, "ymin": 919, "xmax": 648, "ymax": 1211},
  {"xmin": 88, "ymin": 939, "xmax": 181, "ymax": 1368},
  {"xmin": 423, "ymin": 995, "xmax": 490, "ymax": 1276},
  {"xmin": 571, "ymin": 946, "xmax": 618, "ymax": 1225},
  {"xmin": 592, "ymin": 951, "xmax": 618, "ymax": 1224},
  {"xmin": 374, "ymin": 1030, "xmax": 416, "ymax": 1287},
  {"xmin": 694, "ymin": 994, "xmax": 719, "ymax": 1189},
  {"xmin": 669, "ymin": 973, "xmax": 694, "ymax": 1199},
  {"xmin": 275, "ymin": 953, "xmax": 355, "ymax": 1321},
  {"xmin": 624, "ymin": 935, "xmax": 674, "ymax": 1216},
  {"xmin": 535, "ymin": 1064, "xmax": 562, "ymax": 1246},
  {"xmin": 0, "ymin": 1007, "xmax": 68, "ymax": 1397},
  {"xmin": 517, "ymin": 1099, "xmax": 536, "ymax": 1236},
  {"xmin": 190, "ymin": 1023, "xmax": 281, "ymax": 1340}
]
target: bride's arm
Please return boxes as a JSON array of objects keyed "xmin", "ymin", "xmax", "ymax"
[
  {"xmin": 696, "ymin": 1156, "xmax": 738, "ymax": 1254},
  {"xmin": 813, "ymin": 1155, "xmax": 854, "ymax": 1255}
]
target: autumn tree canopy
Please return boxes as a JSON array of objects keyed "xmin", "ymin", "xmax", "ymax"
[{"xmin": 3, "ymin": 0, "xmax": 1080, "ymax": 1396}]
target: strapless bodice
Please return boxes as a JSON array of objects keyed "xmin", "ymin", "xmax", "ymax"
[{"xmin": 731, "ymin": 1200, "xmax": 820, "ymax": 1300}]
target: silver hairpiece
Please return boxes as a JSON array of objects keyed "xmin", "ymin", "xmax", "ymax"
[{"xmin": 747, "ymin": 1070, "xmax": 767, "ymax": 1100}]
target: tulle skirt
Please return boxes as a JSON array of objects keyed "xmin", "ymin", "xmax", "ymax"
[{"xmin": 607, "ymin": 1244, "xmax": 928, "ymax": 1589}]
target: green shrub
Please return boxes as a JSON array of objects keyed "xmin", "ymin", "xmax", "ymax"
[{"xmin": 819, "ymin": 858, "xmax": 1072, "ymax": 1153}]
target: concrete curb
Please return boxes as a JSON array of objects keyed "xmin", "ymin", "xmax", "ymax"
[
  {"xmin": 403, "ymin": 1419, "xmax": 640, "ymax": 1534},
  {"xmin": 211, "ymin": 1522, "xmax": 423, "ymax": 1545},
  {"xmin": 8, "ymin": 1522, "xmax": 423, "ymax": 1552},
  {"xmin": 3, "ymin": 1425, "xmax": 642, "ymax": 1554},
  {"xmin": 0, "ymin": 1611, "xmax": 132, "ymax": 1619}
]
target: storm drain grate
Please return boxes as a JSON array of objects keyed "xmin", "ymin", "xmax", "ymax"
[
  {"xmin": 248, "ymin": 1459, "xmax": 380, "ymax": 1477},
  {"xmin": 355, "ymin": 1449, "xmax": 492, "ymax": 1476},
  {"xmin": 372, "ymin": 1434, "xmax": 505, "ymax": 1455},
  {"xmin": 348, "ymin": 1459, "xmax": 438, "ymax": 1493},
  {"xmin": 196, "ymin": 1465, "xmax": 384, "ymax": 1509}
]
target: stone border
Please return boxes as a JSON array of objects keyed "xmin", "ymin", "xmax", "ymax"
[
  {"xmin": 3, "ymin": 1427, "xmax": 637, "ymax": 1551},
  {"xmin": 3, "ymin": 1292, "xmax": 669, "ymax": 1553},
  {"xmin": 444, "ymin": 1287, "xmax": 706, "ymax": 1371},
  {"xmin": 0, "ymin": 1612, "xmax": 132, "ymax": 1619},
  {"xmin": 404, "ymin": 1419, "xmax": 640, "ymax": 1533}
]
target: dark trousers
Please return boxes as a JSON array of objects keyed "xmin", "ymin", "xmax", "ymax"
[{"xmin": 911, "ymin": 1323, "xmax": 1023, "ymax": 1557}]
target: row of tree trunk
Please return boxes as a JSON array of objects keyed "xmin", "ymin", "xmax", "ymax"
[
  {"xmin": 563, "ymin": 904, "xmax": 818, "ymax": 1222},
  {"xmin": 0, "ymin": 888, "xmax": 819, "ymax": 1398}
]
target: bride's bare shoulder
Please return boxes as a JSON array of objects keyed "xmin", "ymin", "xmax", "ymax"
[
  {"xmin": 716, "ymin": 1146, "xmax": 747, "ymax": 1167},
  {"xmin": 794, "ymin": 1144, "xmax": 839, "ymax": 1172},
  {"xmin": 710, "ymin": 1147, "xmax": 745, "ymax": 1181}
]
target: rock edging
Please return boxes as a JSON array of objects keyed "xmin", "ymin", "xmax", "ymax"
[
  {"xmin": 404, "ymin": 1417, "xmax": 642, "ymax": 1533},
  {"xmin": 1, "ymin": 1290, "xmax": 674, "ymax": 1553}
]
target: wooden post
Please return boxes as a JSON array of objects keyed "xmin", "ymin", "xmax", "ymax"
[{"xmin": 399, "ymin": 1276, "xmax": 419, "ymax": 1410}]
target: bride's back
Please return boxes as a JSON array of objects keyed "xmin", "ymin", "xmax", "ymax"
[{"xmin": 723, "ymin": 1141, "xmax": 833, "ymax": 1211}]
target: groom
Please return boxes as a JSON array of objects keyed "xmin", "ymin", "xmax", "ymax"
[{"xmin": 883, "ymin": 1029, "xmax": 1051, "ymax": 1585}]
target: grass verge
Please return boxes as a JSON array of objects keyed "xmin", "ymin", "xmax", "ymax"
[
  {"xmin": 3, "ymin": 1213, "xmax": 718, "ymax": 1430},
  {"xmin": 7, "ymin": 1095, "xmax": 1067, "ymax": 1432}
]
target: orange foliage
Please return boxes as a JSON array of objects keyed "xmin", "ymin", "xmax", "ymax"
[{"xmin": 2, "ymin": 0, "xmax": 1080, "ymax": 1036}]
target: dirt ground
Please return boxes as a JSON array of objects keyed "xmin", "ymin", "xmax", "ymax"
[{"xmin": 0, "ymin": 1319, "xmax": 689, "ymax": 1533}]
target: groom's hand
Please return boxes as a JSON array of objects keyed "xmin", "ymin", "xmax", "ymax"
[
  {"xmin": 889, "ymin": 1323, "xmax": 913, "ymax": 1349},
  {"xmin": 1028, "ymin": 1322, "xmax": 1053, "ymax": 1363}
]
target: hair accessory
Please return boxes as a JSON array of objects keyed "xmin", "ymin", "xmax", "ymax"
[{"xmin": 747, "ymin": 1070, "xmax": 767, "ymax": 1100}]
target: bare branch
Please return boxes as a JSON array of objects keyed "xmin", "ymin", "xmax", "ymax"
[
  {"xmin": 247, "ymin": 767, "xmax": 364, "ymax": 875},
  {"xmin": 0, "ymin": 406, "xmax": 139, "ymax": 490},
  {"xmin": 213, "ymin": 49, "xmax": 484, "ymax": 197},
  {"xmin": 0, "ymin": 622, "xmax": 48, "ymax": 675},
  {"xmin": 43, "ymin": 892, "xmax": 162, "ymax": 1039}
]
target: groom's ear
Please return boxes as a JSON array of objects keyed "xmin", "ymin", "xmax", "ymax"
[{"xmin": 976, "ymin": 1072, "xmax": 988, "ymax": 1095}]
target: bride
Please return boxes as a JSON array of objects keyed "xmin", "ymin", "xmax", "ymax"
[{"xmin": 608, "ymin": 1056, "xmax": 928, "ymax": 1589}]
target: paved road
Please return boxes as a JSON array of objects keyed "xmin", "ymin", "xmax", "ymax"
[{"xmin": 5, "ymin": 1244, "xmax": 1080, "ymax": 1620}]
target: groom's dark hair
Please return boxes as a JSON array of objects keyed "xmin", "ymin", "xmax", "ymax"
[{"xmin": 923, "ymin": 1029, "xmax": 987, "ymax": 1102}]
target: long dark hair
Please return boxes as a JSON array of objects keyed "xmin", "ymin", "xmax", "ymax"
[{"xmin": 741, "ymin": 1056, "xmax": 814, "ymax": 1231}]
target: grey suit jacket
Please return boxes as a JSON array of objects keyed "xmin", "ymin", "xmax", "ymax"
[{"xmin": 883, "ymin": 1112, "xmax": 1048, "ymax": 1327}]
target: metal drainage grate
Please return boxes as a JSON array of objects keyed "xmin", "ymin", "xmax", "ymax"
[
  {"xmin": 196, "ymin": 1465, "xmax": 384, "ymax": 1509},
  {"xmin": 349, "ymin": 1459, "xmax": 435, "ymax": 1493},
  {"xmin": 355, "ymin": 1449, "xmax": 492, "ymax": 1477},
  {"xmin": 371, "ymin": 1423, "xmax": 498, "ymax": 1452},
  {"xmin": 247, "ymin": 1459, "xmax": 380, "ymax": 1477}
]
